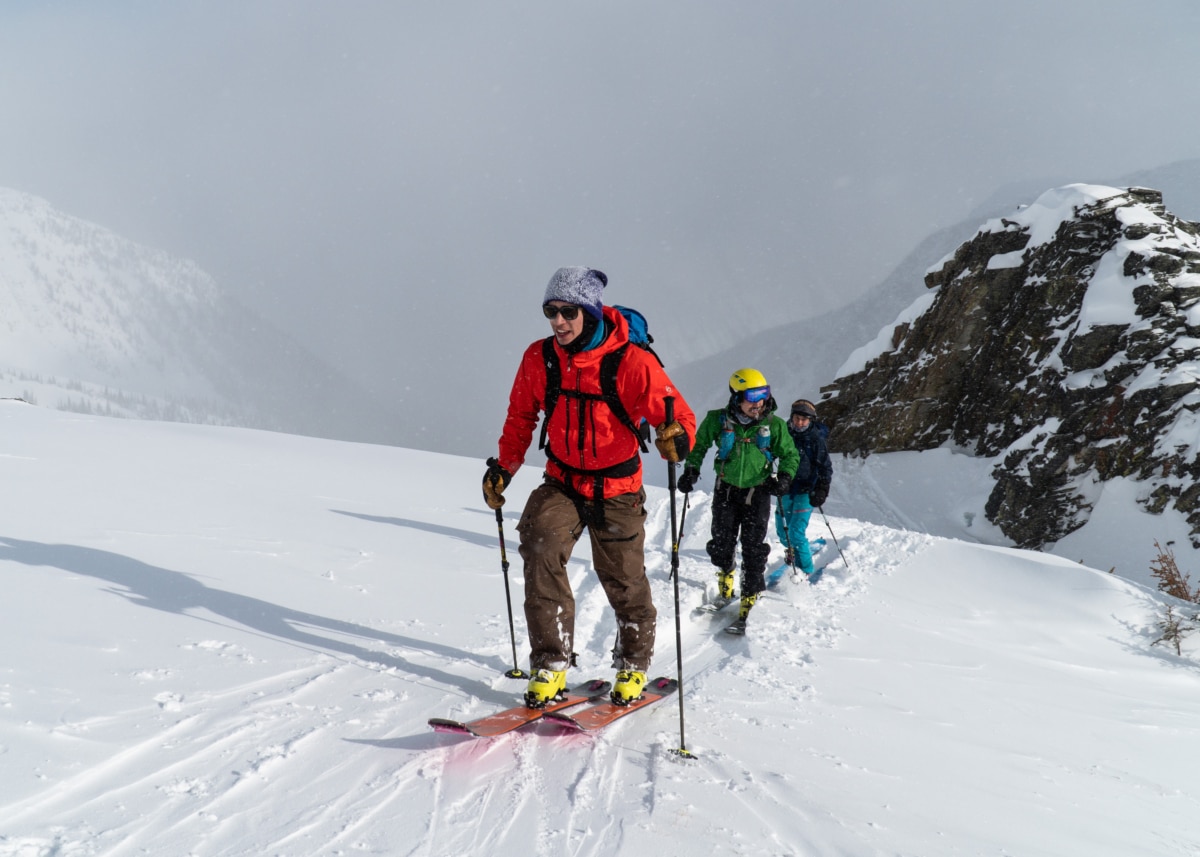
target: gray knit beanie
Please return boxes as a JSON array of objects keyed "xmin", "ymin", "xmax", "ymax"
[{"xmin": 543, "ymin": 267, "xmax": 607, "ymax": 321}]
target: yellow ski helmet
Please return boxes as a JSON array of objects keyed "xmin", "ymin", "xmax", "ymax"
[{"xmin": 728, "ymin": 367, "xmax": 770, "ymax": 402}]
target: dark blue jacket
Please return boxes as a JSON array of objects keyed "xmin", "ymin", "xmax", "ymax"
[{"xmin": 786, "ymin": 420, "xmax": 833, "ymax": 497}]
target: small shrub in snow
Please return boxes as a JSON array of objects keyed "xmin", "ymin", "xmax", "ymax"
[
  {"xmin": 1150, "ymin": 540, "xmax": 1198, "ymax": 603},
  {"xmin": 1153, "ymin": 605, "xmax": 1196, "ymax": 657},
  {"xmin": 1150, "ymin": 541, "xmax": 1199, "ymax": 657}
]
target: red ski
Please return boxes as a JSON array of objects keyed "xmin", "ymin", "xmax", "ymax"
[
  {"xmin": 428, "ymin": 679, "xmax": 610, "ymax": 738},
  {"xmin": 543, "ymin": 676, "xmax": 679, "ymax": 732}
]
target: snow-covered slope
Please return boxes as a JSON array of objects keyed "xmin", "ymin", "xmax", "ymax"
[
  {"xmin": 0, "ymin": 188, "xmax": 229, "ymax": 410},
  {"xmin": 0, "ymin": 187, "xmax": 402, "ymax": 443},
  {"xmin": 1, "ymin": 402, "xmax": 1196, "ymax": 856}
]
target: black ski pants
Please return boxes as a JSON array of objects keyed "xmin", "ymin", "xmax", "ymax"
[{"xmin": 706, "ymin": 481, "xmax": 772, "ymax": 595}]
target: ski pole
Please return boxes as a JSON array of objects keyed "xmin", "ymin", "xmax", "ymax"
[
  {"xmin": 664, "ymin": 396, "xmax": 695, "ymax": 760},
  {"xmin": 494, "ymin": 506, "xmax": 527, "ymax": 679},
  {"xmin": 820, "ymin": 507, "xmax": 851, "ymax": 572},
  {"xmin": 767, "ymin": 458, "xmax": 801, "ymax": 582},
  {"xmin": 777, "ymin": 496, "xmax": 802, "ymax": 583},
  {"xmin": 669, "ymin": 492, "xmax": 690, "ymax": 581}
]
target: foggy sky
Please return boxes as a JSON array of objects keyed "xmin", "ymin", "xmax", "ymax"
[{"xmin": 3, "ymin": 1, "xmax": 1200, "ymax": 455}]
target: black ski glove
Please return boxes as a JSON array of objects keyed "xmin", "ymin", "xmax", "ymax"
[
  {"xmin": 482, "ymin": 457, "xmax": 512, "ymax": 509},
  {"xmin": 810, "ymin": 481, "xmax": 830, "ymax": 508},
  {"xmin": 677, "ymin": 465, "xmax": 700, "ymax": 494},
  {"xmin": 762, "ymin": 475, "xmax": 787, "ymax": 497},
  {"xmin": 655, "ymin": 421, "xmax": 690, "ymax": 463}
]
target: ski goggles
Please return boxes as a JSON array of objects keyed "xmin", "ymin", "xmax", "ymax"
[
  {"xmin": 542, "ymin": 303, "xmax": 583, "ymax": 320},
  {"xmin": 743, "ymin": 386, "xmax": 771, "ymax": 403}
]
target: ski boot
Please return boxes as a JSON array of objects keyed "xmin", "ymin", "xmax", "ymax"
[
  {"xmin": 611, "ymin": 670, "xmax": 646, "ymax": 706},
  {"xmin": 726, "ymin": 593, "xmax": 758, "ymax": 636},
  {"xmin": 717, "ymin": 567, "xmax": 736, "ymax": 600},
  {"xmin": 738, "ymin": 593, "xmax": 758, "ymax": 620},
  {"xmin": 524, "ymin": 668, "xmax": 567, "ymax": 709}
]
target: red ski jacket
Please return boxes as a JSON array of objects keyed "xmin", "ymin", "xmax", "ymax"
[{"xmin": 496, "ymin": 306, "xmax": 696, "ymax": 500}]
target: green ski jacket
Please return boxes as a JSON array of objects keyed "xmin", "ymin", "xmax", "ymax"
[{"xmin": 684, "ymin": 405, "xmax": 800, "ymax": 490}]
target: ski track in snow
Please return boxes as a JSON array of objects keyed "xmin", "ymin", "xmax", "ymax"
[
  {"xmin": 2, "ymin": 662, "xmax": 351, "ymax": 855},
  {"xmin": 402, "ymin": 490, "xmax": 936, "ymax": 857},
  {"xmin": 0, "ymin": 484, "xmax": 950, "ymax": 857},
  {"xmin": 645, "ymin": 496, "xmax": 933, "ymax": 855}
]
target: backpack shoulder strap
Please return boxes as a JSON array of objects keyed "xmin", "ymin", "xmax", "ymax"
[
  {"xmin": 600, "ymin": 344, "xmax": 649, "ymax": 452},
  {"xmin": 538, "ymin": 337, "xmax": 561, "ymax": 451}
]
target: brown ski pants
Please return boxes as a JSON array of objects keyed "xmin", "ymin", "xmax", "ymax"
[{"xmin": 516, "ymin": 479, "xmax": 655, "ymax": 673}]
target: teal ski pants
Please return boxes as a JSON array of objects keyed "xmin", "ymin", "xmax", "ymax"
[{"xmin": 774, "ymin": 493, "xmax": 815, "ymax": 575}]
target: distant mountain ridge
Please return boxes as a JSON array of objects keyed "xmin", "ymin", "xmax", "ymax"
[
  {"xmin": 7, "ymin": 159, "xmax": 1200, "ymax": 455},
  {"xmin": 673, "ymin": 159, "xmax": 1200, "ymax": 415},
  {"xmin": 670, "ymin": 225, "xmax": 976, "ymax": 413},
  {"xmin": 0, "ymin": 187, "xmax": 401, "ymax": 443}
]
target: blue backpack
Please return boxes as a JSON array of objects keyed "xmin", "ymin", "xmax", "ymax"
[{"xmin": 613, "ymin": 306, "xmax": 663, "ymax": 367}]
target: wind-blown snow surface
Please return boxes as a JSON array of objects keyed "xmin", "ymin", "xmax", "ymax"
[{"xmin": 2, "ymin": 402, "xmax": 1198, "ymax": 856}]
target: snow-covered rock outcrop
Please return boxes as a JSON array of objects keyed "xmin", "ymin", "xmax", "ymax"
[{"xmin": 822, "ymin": 184, "xmax": 1200, "ymax": 549}]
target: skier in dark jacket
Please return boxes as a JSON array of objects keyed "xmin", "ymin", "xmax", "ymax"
[
  {"xmin": 774, "ymin": 399, "xmax": 833, "ymax": 577},
  {"xmin": 482, "ymin": 267, "xmax": 696, "ymax": 709},
  {"xmin": 678, "ymin": 368, "xmax": 799, "ymax": 628}
]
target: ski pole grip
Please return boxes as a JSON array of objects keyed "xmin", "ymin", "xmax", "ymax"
[{"xmin": 664, "ymin": 395, "xmax": 675, "ymax": 424}]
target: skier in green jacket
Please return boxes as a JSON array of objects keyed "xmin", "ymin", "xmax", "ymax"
[{"xmin": 678, "ymin": 368, "xmax": 799, "ymax": 630}]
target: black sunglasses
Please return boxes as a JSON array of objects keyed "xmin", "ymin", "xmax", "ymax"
[{"xmin": 542, "ymin": 304, "xmax": 582, "ymax": 320}]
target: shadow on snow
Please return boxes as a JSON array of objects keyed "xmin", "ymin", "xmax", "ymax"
[{"xmin": 0, "ymin": 535, "xmax": 514, "ymax": 704}]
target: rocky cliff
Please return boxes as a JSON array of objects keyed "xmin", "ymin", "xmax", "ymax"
[{"xmin": 820, "ymin": 184, "xmax": 1200, "ymax": 549}]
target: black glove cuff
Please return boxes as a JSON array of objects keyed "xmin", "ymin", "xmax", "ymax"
[{"xmin": 485, "ymin": 456, "xmax": 512, "ymax": 482}]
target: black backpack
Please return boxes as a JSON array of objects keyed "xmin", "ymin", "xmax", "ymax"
[{"xmin": 537, "ymin": 306, "xmax": 659, "ymax": 458}]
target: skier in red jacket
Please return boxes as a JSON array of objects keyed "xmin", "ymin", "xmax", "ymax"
[{"xmin": 483, "ymin": 267, "xmax": 696, "ymax": 708}]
